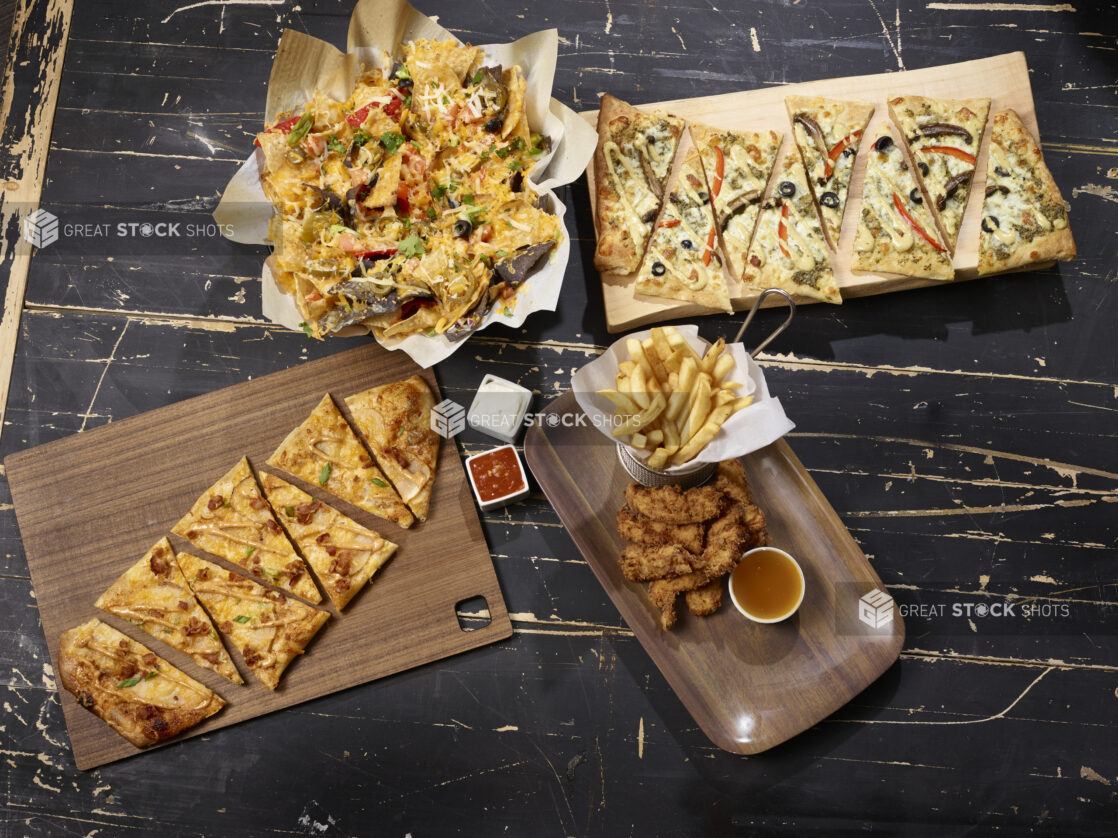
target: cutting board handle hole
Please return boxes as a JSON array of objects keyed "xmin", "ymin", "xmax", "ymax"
[{"xmin": 455, "ymin": 596, "xmax": 492, "ymax": 631}]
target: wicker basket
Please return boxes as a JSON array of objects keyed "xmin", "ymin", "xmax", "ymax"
[{"xmin": 616, "ymin": 443, "xmax": 716, "ymax": 488}]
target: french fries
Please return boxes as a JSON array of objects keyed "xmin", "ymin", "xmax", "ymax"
[{"xmin": 597, "ymin": 326, "xmax": 750, "ymax": 468}]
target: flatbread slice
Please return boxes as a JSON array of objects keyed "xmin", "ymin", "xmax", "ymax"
[
  {"xmin": 267, "ymin": 394, "xmax": 415, "ymax": 529},
  {"xmin": 593, "ymin": 94, "xmax": 686, "ymax": 274},
  {"xmin": 690, "ymin": 124, "xmax": 782, "ymax": 284},
  {"xmin": 95, "ymin": 537, "xmax": 243, "ymax": 684},
  {"xmin": 634, "ymin": 145, "xmax": 733, "ymax": 312},
  {"xmin": 977, "ymin": 109, "xmax": 1076, "ymax": 276},
  {"xmin": 176, "ymin": 552, "xmax": 329, "ymax": 691},
  {"xmin": 741, "ymin": 154, "xmax": 840, "ymax": 304},
  {"xmin": 260, "ymin": 472, "xmax": 397, "ymax": 610},
  {"xmin": 344, "ymin": 375, "xmax": 440, "ymax": 521},
  {"xmin": 172, "ymin": 457, "xmax": 320, "ymax": 603},
  {"xmin": 785, "ymin": 95, "xmax": 874, "ymax": 249},
  {"xmin": 59, "ymin": 618, "xmax": 225, "ymax": 747},
  {"xmin": 888, "ymin": 94, "xmax": 991, "ymax": 251},
  {"xmin": 851, "ymin": 123, "xmax": 953, "ymax": 280}
]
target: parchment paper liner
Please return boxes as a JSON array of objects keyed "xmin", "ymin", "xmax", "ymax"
[
  {"xmin": 214, "ymin": 0, "xmax": 597, "ymax": 367},
  {"xmin": 571, "ymin": 326, "xmax": 795, "ymax": 474}
]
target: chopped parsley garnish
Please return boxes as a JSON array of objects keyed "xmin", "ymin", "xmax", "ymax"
[
  {"xmin": 144, "ymin": 671, "xmax": 158, "ymax": 680},
  {"xmin": 511, "ymin": 137, "xmax": 526, "ymax": 151},
  {"xmin": 427, "ymin": 207, "xmax": 437, "ymax": 220},
  {"xmin": 399, "ymin": 234, "xmax": 425, "ymax": 258},
  {"xmin": 507, "ymin": 160, "xmax": 523, "ymax": 171},
  {"xmin": 284, "ymin": 506, "xmax": 295, "ymax": 517},
  {"xmin": 319, "ymin": 462, "xmax": 332, "ymax": 486},
  {"xmin": 118, "ymin": 675, "xmax": 142, "ymax": 688},
  {"xmin": 472, "ymin": 70, "xmax": 484, "ymax": 85},
  {"xmin": 394, "ymin": 64, "xmax": 412, "ymax": 80},
  {"xmin": 298, "ymin": 321, "xmax": 314, "ymax": 338},
  {"xmin": 245, "ymin": 546, "xmax": 256, "ymax": 559},
  {"xmin": 495, "ymin": 249, "xmax": 507, "ymax": 258},
  {"xmin": 461, "ymin": 193, "xmax": 475, "ymax": 206},
  {"xmin": 326, "ymin": 134, "xmax": 346, "ymax": 154},
  {"xmin": 233, "ymin": 615, "xmax": 252, "ymax": 624},
  {"xmin": 528, "ymin": 146, "xmax": 544, "ymax": 156},
  {"xmin": 380, "ymin": 131, "xmax": 406, "ymax": 154},
  {"xmin": 446, "ymin": 182, "xmax": 459, "ymax": 193},
  {"xmin": 431, "ymin": 182, "xmax": 446, "ymax": 199},
  {"xmin": 371, "ymin": 477, "xmax": 388, "ymax": 488},
  {"xmin": 352, "ymin": 129, "xmax": 371, "ymax": 146},
  {"xmin": 503, "ymin": 306, "xmax": 513, "ymax": 316},
  {"xmin": 466, "ymin": 208, "xmax": 487, "ymax": 226},
  {"xmin": 404, "ymin": 96, "xmax": 412, "ymax": 108},
  {"xmin": 495, "ymin": 146, "xmax": 510, "ymax": 159},
  {"xmin": 426, "ymin": 328, "xmax": 436, "ymax": 337}
]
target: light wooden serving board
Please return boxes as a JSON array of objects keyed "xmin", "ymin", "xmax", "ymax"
[
  {"xmin": 6, "ymin": 344, "xmax": 512, "ymax": 770},
  {"xmin": 584, "ymin": 52, "xmax": 1041, "ymax": 332},
  {"xmin": 524, "ymin": 391, "xmax": 905, "ymax": 755}
]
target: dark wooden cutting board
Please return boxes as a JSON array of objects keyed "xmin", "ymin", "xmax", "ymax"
[
  {"xmin": 6, "ymin": 343, "xmax": 511, "ymax": 770},
  {"xmin": 524, "ymin": 390, "xmax": 904, "ymax": 754}
]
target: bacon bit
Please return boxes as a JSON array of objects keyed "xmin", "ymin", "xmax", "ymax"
[
  {"xmin": 220, "ymin": 621, "xmax": 234, "ymax": 633},
  {"xmin": 264, "ymin": 590, "xmax": 284, "ymax": 602},
  {"xmin": 201, "ymin": 651, "xmax": 220, "ymax": 664},
  {"xmin": 196, "ymin": 567, "xmax": 210, "ymax": 581},
  {"xmin": 265, "ymin": 519, "xmax": 281, "ymax": 535},
  {"xmin": 177, "ymin": 600, "xmax": 189, "ymax": 611},
  {"xmin": 777, "ymin": 202, "xmax": 791, "ymax": 260},
  {"xmin": 316, "ymin": 533, "xmax": 330, "ymax": 544},
  {"xmin": 921, "ymin": 145, "xmax": 976, "ymax": 165},
  {"xmin": 149, "ymin": 552, "xmax": 171, "ymax": 576},
  {"xmin": 284, "ymin": 560, "xmax": 304, "ymax": 573},
  {"xmin": 825, "ymin": 130, "xmax": 863, "ymax": 178},
  {"xmin": 750, "ymin": 254, "xmax": 761, "ymax": 268},
  {"xmin": 329, "ymin": 554, "xmax": 351, "ymax": 576},
  {"xmin": 390, "ymin": 448, "xmax": 409, "ymax": 469},
  {"xmin": 360, "ymin": 457, "xmax": 375, "ymax": 468},
  {"xmin": 333, "ymin": 578, "xmax": 351, "ymax": 593},
  {"xmin": 184, "ymin": 617, "xmax": 208, "ymax": 637},
  {"xmin": 227, "ymin": 571, "xmax": 240, "ymax": 582},
  {"xmin": 141, "ymin": 653, "xmax": 157, "ymax": 666},
  {"xmin": 712, "ymin": 146, "xmax": 725, "ymax": 198},
  {"xmin": 324, "ymin": 545, "xmax": 337, "ymax": 557},
  {"xmin": 686, "ymin": 173, "xmax": 703, "ymax": 190},
  {"xmin": 206, "ymin": 495, "xmax": 224, "ymax": 511},
  {"xmin": 242, "ymin": 648, "xmax": 262, "ymax": 667},
  {"xmin": 892, "ymin": 192, "xmax": 947, "ymax": 252},
  {"xmin": 119, "ymin": 662, "xmax": 138, "ymax": 678},
  {"xmin": 148, "ymin": 608, "xmax": 165, "ymax": 618},
  {"xmin": 249, "ymin": 497, "xmax": 267, "ymax": 509}
]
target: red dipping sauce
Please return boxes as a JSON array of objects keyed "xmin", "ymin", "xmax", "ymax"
[{"xmin": 468, "ymin": 446, "xmax": 525, "ymax": 502}]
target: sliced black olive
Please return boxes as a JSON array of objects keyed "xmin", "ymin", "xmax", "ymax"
[
  {"xmin": 873, "ymin": 135, "xmax": 893, "ymax": 152},
  {"xmin": 981, "ymin": 216, "xmax": 999, "ymax": 233},
  {"xmin": 484, "ymin": 116, "xmax": 504, "ymax": 133},
  {"xmin": 641, "ymin": 208, "xmax": 658, "ymax": 224},
  {"xmin": 651, "ymin": 262, "xmax": 666, "ymax": 277},
  {"xmin": 681, "ymin": 239, "xmax": 694, "ymax": 250},
  {"xmin": 447, "ymin": 196, "xmax": 460, "ymax": 209},
  {"xmin": 697, "ymin": 191, "xmax": 708, "ymax": 204},
  {"xmin": 918, "ymin": 161, "xmax": 929, "ymax": 177},
  {"xmin": 778, "ymin": 181, "xmax": 796, "ymax": 198},
  {"xmin": 842, "ymin": 147, "xmax": 856, "ymax": 158},
  {"xmin": 820, "ymin": 191, "xmax": 839, "ymax": 209},
  {"xmin": 909, "ymin": 187, "xmax": 923, "ymax": 205},
  {"xmin": 510, "ymin": 171, "xmax": 524, "ymax": 192},
  {"xmin": 452, "ymin": 219, "xmax": 473, "ymax": 238},
  {"xmin": 994, "ymin": 166, "xmax": 1009, "ymax": 177}
]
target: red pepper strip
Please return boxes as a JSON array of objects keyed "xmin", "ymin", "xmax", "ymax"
[
  {"xmin": 777, "ymin": 202, "xmax": 791, "ymax": 260},
  {"xmin": 304, "ymin": 292, "xmax": 323, "ymax": 302},
  {"xmin": 712, "ymin": 146, "xmax": 725, "ymax": 199},
  {"xmin": 396, "ymin": 297, "xmax": 436, "ymax": 323},
  {"xmin": 702, "ymin": 225, "xmax": 717, "ymax": 267},
  {"xmin": 921, "ymin": 145, "xmax": 976, "ymax": 165},
  {"xmin": 253, "ymin": 115, "xmax": 302, "ymax": 147},
  {"xmin": 346, "ymin": 104, "xmax": 372, "ymax": 127},
  {"xmin": 396, "ymin": 183, "xmax": 410, "ymax": 215},
  {"xmin": 824, "ymin": 130, "xmax": 863, "ymax": 178},
  {"xmin": 658, "ymin": 219, "xmax": 681, "ymax": 228},
  {"xmin": 384, "ymin": 93, "xmax": 404, "ymax": 120},
  {"xmin": 892, "ymin": 192, "xmax": 946, "ymax": 252}
]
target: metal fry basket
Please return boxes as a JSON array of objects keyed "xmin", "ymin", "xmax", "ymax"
[{"xmin": 615, "ymin": 288, "xmax": 796, "ymax": 487}]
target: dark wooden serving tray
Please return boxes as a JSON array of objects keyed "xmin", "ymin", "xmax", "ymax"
[
  {"xmin": 523, "ymin": 391, "xmax": 904, "ymax": 754},
  {"xmin": 6, "ymin": 344, "xmax": 511, "ymax": 770}
]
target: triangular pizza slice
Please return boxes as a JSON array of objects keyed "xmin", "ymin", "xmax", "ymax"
[
  {"xmin": 344, "ymin": 375, "xmax": 440, "ymax": 522},
  {"xmin": 260, "ymin": 472, "xmax": 397, "ymax": 611},
  {"xmin": 634, "ymin": 145, "xmax": 733, "ymax": 312},
  {"xmin": 888, "ymin": 94, "xmax": 990, "ymax": 251},
  {"xmin": 267, "ymin": 393, "xmax": 415, "ymax": 529},
  {"xmin": 95, "ymin": 537, "xmax": 243, "ymax": 684},
  {"xmin": 785, "ymin": 95, "xmax": 874, "ymax": 249},
  {"xmin": 176, "ymin": 552, "xmax": 329, "ymax": 691},
  {"xmin": 690, "ymin": 123, "xmax": 782, "ymax": 285},
  {"xmin": 741, "ymin": 153, "xmax": 840, "ymax": 304},
  {"xmin": 977, "ymin": 109, "xmax": 1076, "ymax": 276},
  {"xmin": 593, "ymin": 94, "xmax": 686, "ymax": 275},
  {"xmin": 851, "ymin": 123, "xmax": 953, "ymax": 280},
  {"xmin": 172, "ymin": 457, "xmax": 320, "ymax": 603}
]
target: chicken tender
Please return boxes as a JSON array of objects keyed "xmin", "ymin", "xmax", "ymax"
[
  {"xmin": 741, "ymin": 503, "xmax": 769, "ymax": 549},
  {"xmin": 625, "ymin": 483, "xmax": 726, "ymax": 525},
  {"xmin": 616, "ymin": 505, "xmax": 705, "ymax": 554},
  {"xmin": 648, "ymin": 584, "xmax": 679, "ymax": 630},
  {"xmin": 619, "ymin": 544, "xmax": 697, "ymax": 582},
  {"xmin": 696, "ymin": 507, "xmax": 749, "ymax": 579},
  {"xmin": 714, "ymin": 459, "xmax": 752, "ymax": 506},
  {"xmin": 685, "ymin": 579, "xmax": 723, "ymax": 616}
]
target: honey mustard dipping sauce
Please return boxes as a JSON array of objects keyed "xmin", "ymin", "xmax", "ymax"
[{"xmin": 729, "ymin": 547, "xmax": 805, "ymax": 623}]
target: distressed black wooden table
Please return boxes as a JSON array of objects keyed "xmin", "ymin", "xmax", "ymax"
[{"xmin": 1, "ymin": 0, "xmax": 1115, "ymax": 835}]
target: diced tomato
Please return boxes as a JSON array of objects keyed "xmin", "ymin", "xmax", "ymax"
[
  {"xmin": 777, "ymin": 202, "xmax": 791, "ymax": 260},
  {"xmin": 892, "ymin": 192, "xmax": 946, "ymax": 252},
  {"xmin": 346, "ymin": 104, "xmax": 372, "ymax": 128},
  {"xmin": 921, "ymin": 145, "xmax": 976, "ymax": 165},
  {"xmin": 825, "ymin": 130, "xmax": 863, "ymax": 178},
  {"xmin": 304, "ymin": 292, "xmax": 323, "ymax": 302},
  {"xmin": 336, "ymin": 233, "xmax": 362, "ymax": 253},
  {"xmin": 712, "ymin": 146, "xmax": 725, "ymax": 199},
  {"xmin": 253, "ymin": 114, "xmax": 302, "ymax": 147},
  {"xmin": 305, "ymin": 134, "xmax": 326, "ymax": 156},
  {"xmin": 396, "ymin": 183, "xmax": 410, "ymax": 214},
  {"xmin": 477, "ymin": 223, "xmax": 494, "ymax": 243},
  {"xmin": 384, "ymin": 95, "xmax": 403, "ymax": 120},
  {"xmin": 447, "ymin": 103, "xmax": 460, "ymax": 128}
]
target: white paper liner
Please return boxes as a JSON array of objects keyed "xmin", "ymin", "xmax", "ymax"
[
  {"xmin": 213, "ymin": 0, "xmax": 598, "ymax": 368},
  {"xmin": 571, "ymin": 326, "xmax": 795, "ymax": 473}
]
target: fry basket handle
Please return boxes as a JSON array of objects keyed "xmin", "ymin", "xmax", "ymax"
[{"xmin": 732, "ymin": 288, "xmax": 795, "ymax": 358}]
